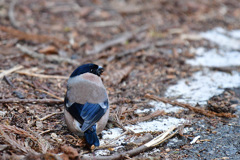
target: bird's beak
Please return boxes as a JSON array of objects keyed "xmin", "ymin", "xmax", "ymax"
[{"xmin": 97, "ymin": 66, "xmax": 104, "ymax": 76}]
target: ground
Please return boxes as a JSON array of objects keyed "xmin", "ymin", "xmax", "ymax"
[{"xmin": 0, "ymin": 0, "xmax": 240, "ymax": 159}]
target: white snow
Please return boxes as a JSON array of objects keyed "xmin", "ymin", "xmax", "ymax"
[
  {"xmin": 125, "ymin": 117, "xmax": 186, "ymax": 133},
  {"xmin": 165, "ymin": 70, "xmax": 240, "ymax": 105},
  {"xmin": 165, "ymin": 27, "xmax": 240, "ymax": 105},
  {"xmin": 102, "ymin": 128, "xmax": 123, "ymax": 139},
  {"xmin": 135, "ymin": 108, "xmax": 151, "ymax": 114},
  {"xmin": 135, "ymin": 101, "xmax": 182, "ymax": 114},
  {"xmin": 200, "ymin": 27, "xmax": 240, "ymax": 50},
  {"xmin": 149, "ymin": 101, "xmax": 183, "ymax": 113},
  {"xmin": 95, "ymin": 149, "xmax": 110, "ymax": 156},
  {"xmin": 187, "ymin": 48, "xmax": 240, "ymax": 67}
]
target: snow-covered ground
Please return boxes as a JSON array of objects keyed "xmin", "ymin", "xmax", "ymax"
[{"xmin": 92, "ymin": 28, "xmax": 240, "ymax": 155}]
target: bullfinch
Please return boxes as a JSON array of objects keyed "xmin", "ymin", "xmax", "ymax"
[{"xmin": 64, "ymin": 63, "xmax": 109, "ymax": 147}]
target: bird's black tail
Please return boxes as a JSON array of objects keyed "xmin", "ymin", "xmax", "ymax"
[{"xmin": 84, "ymin": 125, "xmax": 99, "ymax": 146}]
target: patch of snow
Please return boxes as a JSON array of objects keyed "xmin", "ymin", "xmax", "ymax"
[
  {"xmin": 95, "ymin": 150, "xmax": 110, "ymax": 156},
  {"xmin": 102, "ymin": 128, "xmax": 123, "ymax": 139},
  {"xmin": 187, "ymin": 48, "xmax": 240, "ymax": 67},
  {"xmin": 149, "ymin": 101, "xmax": 183, "ymax": 113},
  {"xmin": 135, "ymin": 101, "xmax": 182, "ymax": 114},
  {"xmin": 165, "ymin": 70, "xmax": 240, "ymax": 105},
  {"xmin": 229, "ymin": 30, "xmax": 240, "ymax": 39},
  {"xmin": 135, "ymin": 108, "xmax": 151, "ymax": 114},
  {"xmin": 200, "ymin": 27, "xmax": 240, "ymax": 50},
  {"xmin": 125, "ymin": 117, "xmax": 185, "ymax": 133},
  {"xmin": 0, "ymin": 111, "xmax": 7, "ymax": 117}
]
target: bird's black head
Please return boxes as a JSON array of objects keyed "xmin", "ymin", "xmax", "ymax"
[{"xmin": 70, "ymin": 63, "xmax": 104, "ymax": 78}]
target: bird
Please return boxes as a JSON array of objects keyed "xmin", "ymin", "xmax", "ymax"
[{"xmin": 64, "ymin": 63, "xmax": 109, "ymax": 147}]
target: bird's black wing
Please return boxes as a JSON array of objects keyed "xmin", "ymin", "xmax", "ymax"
[{"xmin": 66, "ymin": 98, "xmax": 109, "ymax": 132}]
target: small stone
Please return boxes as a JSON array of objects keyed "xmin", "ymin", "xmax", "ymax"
[
  {"xmin": 18, "ymin": 108, "xmax": 24, "ymax": 113},
  {"xmin": 134, "ymin": 133, "xmax": 153, "ymax": 144},
  {"xmin": 0, "ymin": 111, "xmax": 7, "ymax": 117},
  {"xmin": 51, "ymin": 133, "xmax": 58, "ymax": 139},
  {"xmin": 165, "ymin": 148, "xmax": 171, "ymax": 152},
  {"xmin": 12, "ymin": 90, "xmax": 25, "ymax": 99}
]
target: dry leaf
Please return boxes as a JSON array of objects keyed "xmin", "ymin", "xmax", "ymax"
[{"xmin": 39, "ymin": 46, "xmax": 58, "ymax": 55}]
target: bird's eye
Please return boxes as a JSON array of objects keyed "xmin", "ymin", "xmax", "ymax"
[{"xmin": 90, "ymin": 69, "xmax": 93, "ymax": 72}]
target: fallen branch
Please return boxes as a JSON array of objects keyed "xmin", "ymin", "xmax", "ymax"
[
  {"xmin": 16, "ymin": 70, "xmax": 68, "ymax": 79},
  {"xmin": 8, "ymin": 0, "xmax": 20, "ymax": 29},
  {"xmin": 108, "ymin": 43, "xmax": 152, "ymax": 62},
  {"xmin": 145, "ymin": 94, "xmax": 236, "ymax": 118},
  {"xmin": 38, "ymin": 111, "xmax": 64, "ymax": 121},
  {"xmin": 16, "ymin": 44, "xmax": 79, "ymax": 65},
  {"xmin": 107, "ymin": 39, "xmax": 182, "ymax": 63},
  {"xmin": 97, "ymin": 144, "xmax": 119, "ymax": 150},
  {"xmin": 80, "ymin": 126, "xmax": 178, "ymax": 160},
  {"xmin": 0, "ymin": 98, "xmax": 63, "ymax": 104},
  {"xmin": 86, "ymin": 25, "xmax": 149, "ymax": 55},
  {"xmin": 0, "ymin": 26, "xmax": 68, "ymax": 46},
  {"xmin": 87, "ymin": 20, "xmax": 121, "ymax": 28},
  {"xmin": 0, "ymin": 65, "xmax": 23, "ymax": 80},
  {"xmin": 3, "ymin": 76, "xmax": 15, "ymax": 87},
  {"xmin": 129, "ymin": 110, "xmax": 165, "ymax": 124},
  {"xmin": 35, "ymin": 89, "xmax": 64, "ymax": 101},
  {"xmin": 112, "ymin": 3, "xmax": 159, "ymax": 15}
]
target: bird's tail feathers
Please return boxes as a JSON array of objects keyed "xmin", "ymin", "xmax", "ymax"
[{"xmin": 84, "ymin": 125, "xmax": 99, "ymax": 146}]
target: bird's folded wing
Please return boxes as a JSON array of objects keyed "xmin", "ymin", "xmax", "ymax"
[
  {"xmin": 67, "ymin": 99, "xmax": 109, "ymax": 132},
  {"xmin": 81, "ymin": 100, "xmax": 108, "ymax": 132}
]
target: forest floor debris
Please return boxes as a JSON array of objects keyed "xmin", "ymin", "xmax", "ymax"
[{"xmin": 1, "ymin": 0, "xmax": 240, "ymax": 159}]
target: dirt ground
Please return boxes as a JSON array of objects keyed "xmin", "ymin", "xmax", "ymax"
[{"xmin": 0, "ymin": 0, "xmax": 240, "ymax": 159}]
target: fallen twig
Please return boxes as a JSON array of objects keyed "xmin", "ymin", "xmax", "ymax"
[
  {"xmin": 38, "ymin": 111, "xmax": 64, "ymax": 121},
  {"xmin": 107, "ymin": 39, "xmax": 182, "ymax": 63},
  {"xmin": 87, "ymin": 20, "xmax": 121, "ymax": 28},
  {"xmin": 8, "ymin": 0, "xmax": 20, "ymax": 29},
  {"xmin": 16, "ymin": 70, "xmax": 68, "ymax": 79},
  {"xmin": 0, "ymin": 65, "xmax": 23, "ymax": 80},
  {"xmin": 0, "ymin": 98, "xmax": 63, "ymax": 104},
  {"xmin": 3, "ymin": 76, "xmax": 15, "ymax": 87},
  {"xmin": 97, "ymin": 144, "xmax": 119, "ymax": 150},
  {"xmin": 112, "ymin": 3, "xmax": 159, "ymax": 15},
  {"xmin": 0, "ymin": 26, "xmax": 68, "ymax": 46},
  {"xmin": 129, "ymin": 110, "xmax": 165, "ymax": 124},
  {"xmin": 35, "ymin": 89, "xmax": 64, "ymax": 101},
  {"xmin": 80, "ymin": 126, "xmax": 178, "ymax": 160},
  {"xmin": 110, "ymin": 98, "xmax": 144, "ymax": 105},
  {"xmin": 145, "ymin": 94, "xmax": 236, "ymax": 118},
  {"xmin": 16, "ymin": 44, "xmax": 78, "ymax": 65},
  {"xmin": 108, "ymin": 43, "xmax": 152, "ymax": 62},
  {"xmin": 86, "ymin": 25, "xmax": 149, "ymax": 55}
]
